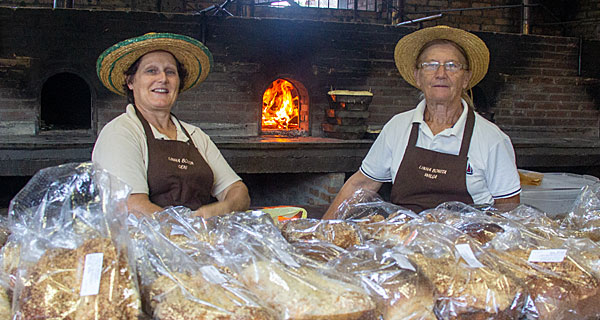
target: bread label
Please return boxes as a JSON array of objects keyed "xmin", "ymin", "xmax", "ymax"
[
  {"xmin": 528, "ymin": 249, "xmax": 567, "ymax": 263},
  {"xmin": 388, "ymin": 253, "xmax": 416, "ymax": 272},
  {"xmin": 200, "ymin": 265, "xmax": 227, "ymax": 284},
  {"xmin": 455, "ymin": 244, "xmax": 485, "ymax": 268},
  {"xmin": 80, "ymin": 252, "xmax": 104, "ymax": 296}
]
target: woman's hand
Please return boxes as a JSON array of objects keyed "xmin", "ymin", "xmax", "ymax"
[
  {"xmin": 193, "ymin": 181, "xmax": 250, "ymax": 219},
  {"xmin": 127, "ymin": 193, "xmax": 164, "ymax": 217}
]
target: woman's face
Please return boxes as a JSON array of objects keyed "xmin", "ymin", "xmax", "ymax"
[
  {"xmin": 127, "ymin": 51, "xmax": 180, "ymax": 113},
  {"xmin": 413, "ymin": 43, "xmax": 472, "ymax": 106}
]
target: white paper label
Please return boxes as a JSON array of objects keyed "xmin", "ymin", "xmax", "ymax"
[
  {"xmin": 455, "ymin": 243, "xmax": 485, "ymax": 268},
  {"xmin": 80, "ymin": 253, "xmax": 104, "ymax": 296},
  {"xmin": 528, "ymin": 249, "xmax": 567, "ymax": 263},
  {"xmin": 389, "ymin": 253, "xmax": 416, "ymax": 272},
  {"xmin": 200, "ymin": 265, "xmax": 227, "ymax": 284}
]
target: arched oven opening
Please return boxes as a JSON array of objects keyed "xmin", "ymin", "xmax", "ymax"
[{"xmin": 260, "ymin": 77, "xmax": 309, "ymax": 136}]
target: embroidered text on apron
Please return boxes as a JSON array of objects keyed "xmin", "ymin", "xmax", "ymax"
[
  {"xmin": 135, "ymin": 107, "xmax": 214, "ymax": 210},
  {"xmin": 390, "ymin": 108, "xmax": 475, "ymax": 212}
]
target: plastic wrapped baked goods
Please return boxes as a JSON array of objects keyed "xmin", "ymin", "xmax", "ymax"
[
  {"xmin": 331, "ymin": 188, "xmax": 417, "ymax": 220},
  {"xmin": 240, "ymin": 260, "xmax": 376, "ymax": 320},
  {"xmin": 329, "ymin": 243, "xmax": 436, "ymax": 320},
  {"xmin": 17, "ymin": 237, "xmax": 140, "ymax": 319},
  {"xmin": 147, "ymin": 272, "xmax": 275, "ymax": 320},
  {"xmin": 492, "ymin": 247, "xmax": 600, "ymax": 320},
  {"xmin": 357, "ymin": 210, "xmax": 427, "ymax": 244},
  {"xmin": 387, "ymin": 221, "xmax": 526, "ymax": 319},
  {"xmin": 561, "ymin": 183, "xmax": 600, "ymax": 241},
  {"xmin": 280, "ymin": 218, "xmax": 362, "ymax": 249},
  {"xmin": 431, "ymin": 203, "xmax": 600, "ymax": 319},
  {"xmin": 8, "ymin": 162, "xmax": 142, "ymax": 319},
  {"xmin": 129, "ymin": 209, "xmax": 275, "ymax": 320},
  {"xmin": 210, "ymin": 211, "xmax": 377, "ymax": 319}
]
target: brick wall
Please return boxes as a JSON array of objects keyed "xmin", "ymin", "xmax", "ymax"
[
  {"xmin": 564, "ymin": 0, "xmax": 600, "ymax": 40},
  {"xmin": 240, "ymin": 172, "xmax": 344, "ymax": 206},
  {"xmin": 401, "ymin": 0, "xmax": 522, "ymax": 33},
  {"xmin": 0, "ymin": 8, "xmax": 598, "ymax": 139},
  {"xmin": 3, "ymin": 0, "xmax": 600, "ymax": 40}
]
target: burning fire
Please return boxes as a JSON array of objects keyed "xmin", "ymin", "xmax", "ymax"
[{"xmin": 262, "ymin": 79, "xmax": 299, "ymax": 130}]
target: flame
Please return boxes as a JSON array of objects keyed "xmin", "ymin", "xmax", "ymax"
[{"xmin": 262, "ymin": 79, "xmax": 299, "ymax": 130}]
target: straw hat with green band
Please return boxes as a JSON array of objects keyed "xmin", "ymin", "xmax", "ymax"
[
  {"xmin": 394, "ymin": 25, "xmax": 489, "ymax": 90},
  {"xmin": 97, "ymin": 32, "xmax": 213, "ymax": 96}
]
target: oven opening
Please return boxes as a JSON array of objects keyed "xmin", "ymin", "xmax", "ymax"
[{"xmin": 261, "ymin": 78, "xmax": 309, "ymax": 136}]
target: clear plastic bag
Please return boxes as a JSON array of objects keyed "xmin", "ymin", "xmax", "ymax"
[
  {"xmin": 328, "ymin": 242, "xmax": 436, "ymax": 320},
  {"xmin": 378, "ymin": 219, "xmax": 527, "ymax": 319},
  {"xmin": 428, "ymin": 203, "xmax": 600, "ymax": 320},
  {"xmin": 561, "ymin": 183, "xmax": 600, "ymax": 241},
  {"xmin": 279, "ymin": 218, "xmax": 363, "ymax": 249},
  {"xmin": 128, "ymin": 208, "xmax": 276, "ymax": 320},
  {"xmin": 8, "ymin": 162, "xmax": 142, "ymax": 319},
  {"xmin": 332, "ymin": 188, "xmax": 417, "ymax": 220},
  {"xmin": 210, "ymin": 210, "xmax": 378, "ymax": 320}
]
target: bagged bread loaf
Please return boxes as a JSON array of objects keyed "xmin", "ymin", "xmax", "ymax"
[
  {"xmin": 280, "ymin": 218, "xmax": 362, "ymax": 249},
  {"xmin": 329, "ymin": 243, "xmax": 436, "ymax": 320},
  {"xmin": 240, "ymin": 260, "xmax": 376, "ymax": 320},
  {"xmin": 17, "ymin": 237, "xmax": 140, "ymax": 319},
  {"xmin": 147, "ymin": 272, "xmax": 274, "ymax": 320},
  {"xmin": 129, "ymin": 209, "xmax": 275, "ymax": 320},
  {"xmin": 330, "ymin": 188, "xmax": 417, "ymax": 220},
  {"xmin": 205, "ymin": 211, "xmax": 377, "ymax": 319},
  {"xmin": 561, "ymin": 183, "xmax": 600, "ymax": 241},
  {"xmin": 431, "ymin": 202, "xmax": 600, "ymax": 319},
  {"xmin": 376, "ymin": 220, "xmax": 526, "ymax": 319},
  {"xmin": 8, "ymin": 163, "xmax": 142, "ymax": 319},
  {"xmin": 489, "ymin": 246, "xmax": 600, "ymax": 320}
]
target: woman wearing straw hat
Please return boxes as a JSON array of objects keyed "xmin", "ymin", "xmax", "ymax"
[
  {"xmin": 324, "ymin": 25, "xmax": 520, "ymax": 217},
  {"xmin": 93, "ymin": 33, "xmax": 250, "ymax": 217}
]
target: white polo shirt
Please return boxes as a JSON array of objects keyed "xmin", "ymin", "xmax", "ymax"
[
  {"xmin": 361, "ymin": 99, "xmax": 521, "ymax": 205},
  {"xmin": 92, "ymin": 104, "xmax": 241, "ymax": 197}
]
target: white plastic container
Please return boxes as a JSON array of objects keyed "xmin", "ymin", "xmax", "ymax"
[{"xmin": 520, "ymin": 171, "xmax": 599, "ymax": 218}]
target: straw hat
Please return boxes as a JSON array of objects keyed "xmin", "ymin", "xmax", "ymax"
[
  {"xmin": 394, "ymin": 25, "xmax": 489, "ymax": 90},
  {"xmin": 97, "ymin": 32, "xmax": 213, "ymax": 96}
]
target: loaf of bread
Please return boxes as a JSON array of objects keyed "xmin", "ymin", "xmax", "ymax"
[
  {"xmin": 240, "ymin": 260, "xmax": 376, "ymax": 320},
  {"xmin": 410, "ymin": 253, "xmax": 524, "ymax": 319},
  {"xmin": 492, "ymin": 248, "xmax": 600, "ymax": 319},
  {"xmin": 457, "ymin": 222, "xmax": 505, "ymax": 245},
  {"xmin": 146, "ymin": 272, "xmax": 274, "ymax": 320},
  {"xmin": 280, "ymin": 219, "xmax": 362, "ymax": 249},
  {"xmin": 16, "ymin": 237, "xmax": 141, "ymax": 319}
]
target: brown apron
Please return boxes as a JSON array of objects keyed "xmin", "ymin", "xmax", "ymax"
[
  {"xmin": 390, "ymin": 108, "xmax": 475, "ymax": 212},
  {"xmin": 135, "ymin": 107, "xmax": 214, "ymax": 210}
]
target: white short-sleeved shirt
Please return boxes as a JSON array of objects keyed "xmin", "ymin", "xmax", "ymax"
[
  {"xmin": 361, "ymin": 99, "xmax": 521, "ymax": 205},
  {"xmin": 92, "ymin": 104, "xmax": 241, "ymax": 197}
]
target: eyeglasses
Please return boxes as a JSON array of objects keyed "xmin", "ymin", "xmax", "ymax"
[{"xmin": 417, "ymin": 61, "xmax": 467, "ymax": 73}]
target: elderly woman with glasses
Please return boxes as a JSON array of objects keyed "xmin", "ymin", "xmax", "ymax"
[{"xmin": 324, "ymin": 26, "xmax": 521, "ymax": 217}]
